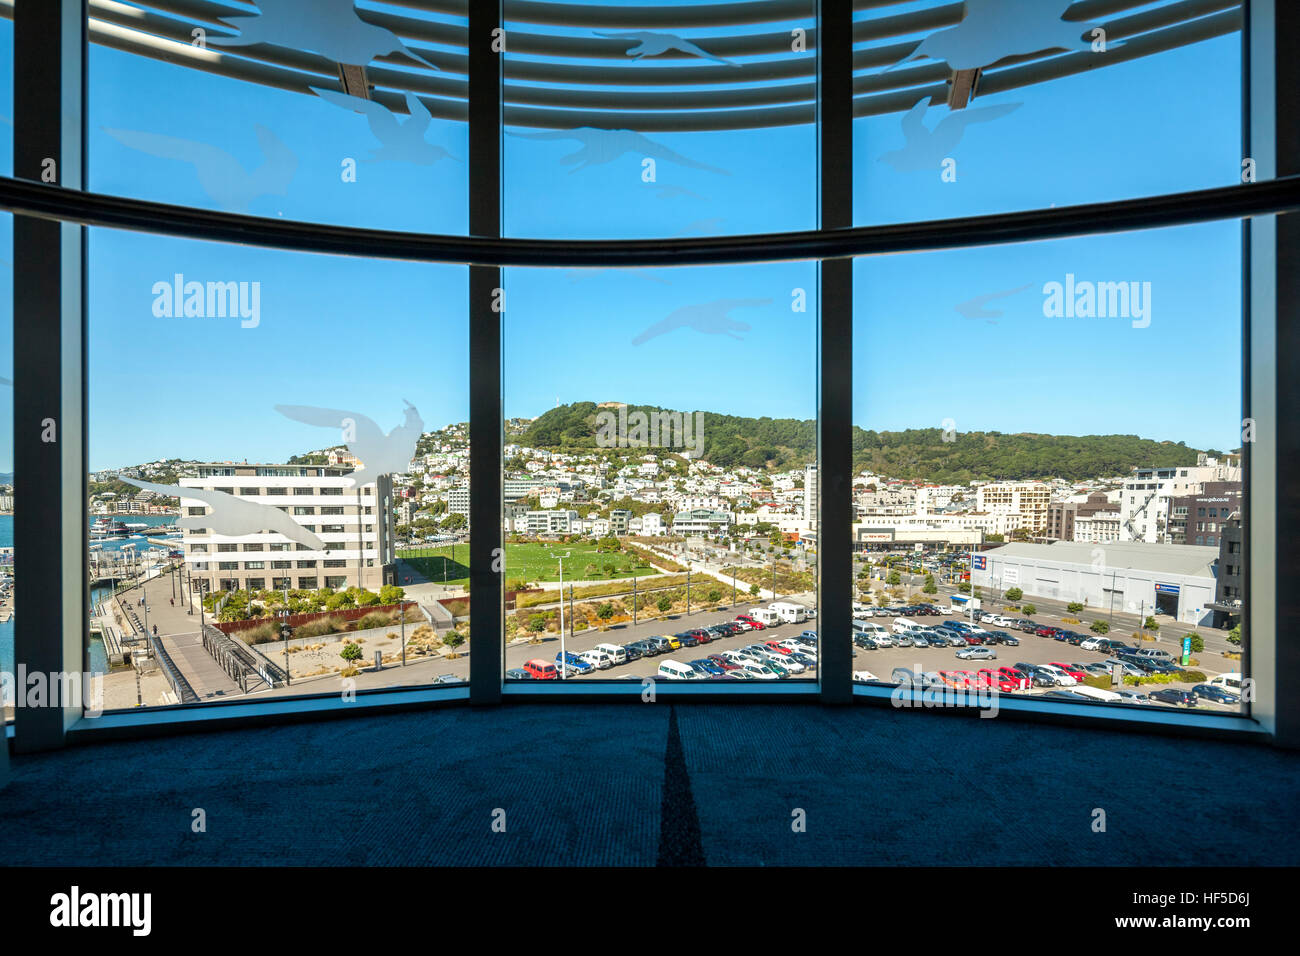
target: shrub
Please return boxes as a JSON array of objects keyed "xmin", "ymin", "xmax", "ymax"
[
  {"xmin": 357, "ymin": 610, "xmax": 395, "ymax": 631},
  {"xmin": 1004, "ymin": 587, "xmax": 1023, "ymax": 602},
  {"xmin": 1067, "ymin": 602, "xmax": 1083, "ymax": 614},
  {"xmin": 294, "ymin": 615, "xmax": 347, "ymax": 639},
  {"xmin": 1186, "ymin": 632, "xmax": 1205, "ymax": 653},
  {"xmin": 340, "ymin": 665, "xmax": 360, "ymax": 678},
  {"xmin": 240, "ymin": 620, "xmax": 279, "ymax": 645},
  {"xmin": 1061, "ymin": 617, "xmax": 1080, "ymax": 625},
  {"xmin": 1090, "ymin": 620, "xmax": 1110, "ymax": 634},
  {"xmin": 1022, "ymin": 603, "xmax": 1037, "ymax": 616},
  {"xmin": 1227, "ymin": 624, "xmax": 1241, "ymax": 646},
  {"xmin": 528, "ymin": 614, "xmax": 547, "ymax": 633},
  {"xmin": 1144, "ymin": 616, "xmax": 1160, "ymax": 631},
  {"xmin": 340, "ymin": 642, "xmax": 362, "ymax": 664}
]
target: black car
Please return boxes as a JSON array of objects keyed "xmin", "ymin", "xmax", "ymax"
[
  {"xmin": 1149, "ymin": 687, "xmax": 1197, "ymax": 706},
  {"xmin": 505, "ymin": 668, "xmax": 532, "ymax": 680},
  {"xmin": 1141, "ymin": 659, "xmax": 1182, "ymax": 675},
  {"xmin": 1118, "ymin": 654, "xmax": 1165, "ymax": 674},
  {"xmin": 674, "ymin": 632, "xmax": 701, "ymax": 648},
  {"xmin": 1016, "ymin": 620, "xmax": 1039, "ymax": 633},
  {"xmin": 621, "ymin": 643, "xmax": 644, "ymax": 662},
  {"xmin": 852, "ymin": 633, "xmax": 877, "ymax": 649}
]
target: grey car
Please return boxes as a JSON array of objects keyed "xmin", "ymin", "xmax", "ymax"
[{"xmin": 956, "ymin": 645, "xmax": 997, "ymax": 660}]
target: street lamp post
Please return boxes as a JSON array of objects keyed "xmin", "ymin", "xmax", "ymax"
[{"xmin": 556, "ymin": 551, "xmax": 571, "ymax": 678}]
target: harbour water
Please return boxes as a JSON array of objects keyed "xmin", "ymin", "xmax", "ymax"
[{"xmin": 1, "ymin": 513, "xmax": 180, "ymax": 679}]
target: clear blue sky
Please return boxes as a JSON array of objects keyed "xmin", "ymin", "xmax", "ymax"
[{"xmin": 0, "ymin": 3, "xmax": 1246, "ymax": 472}]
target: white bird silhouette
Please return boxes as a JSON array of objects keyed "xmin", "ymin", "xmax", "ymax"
[
  {"xmin": 632, "ymin": 298, "xmax": 770, "ymax": 345},
  {"xmin": 888, "ymin": 0, "xmax": 1114, "ymax": 72},
  {"xmin": 102, "ymin": 124, "xmax": 297, "ymax": 213},
  {"xmin": 508, "ymin": 128, "xmax": 730, "ymax": 175},
  {"xmin": 274, "ymin": 401, "xmax": 423, "ymax": 487},
  {"xmin": 122, "ymin": 478, "xmax": 329, "ymax": 552},
  {"xmin": 879, "ymin": 97, "xmax": 1020, "ymax": 172},
  {"xmin": 597, "ymin": 31, "xmax": 739, "ymax": 67},
  {"xmin": 955, "ymin": 283, "xmax": 1032, "ymax": 320},
  {"xmin": 311, "ymin": 87, "xmax": 459, "ymax": 165},
  {"xmin": 213, "ymin": 0, "xmax": 437, "ymax": 71}
]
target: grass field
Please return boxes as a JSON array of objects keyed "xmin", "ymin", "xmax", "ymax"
[{"xmin": 396, "ymin": 540, "xmax": 659, "ymax": 587}]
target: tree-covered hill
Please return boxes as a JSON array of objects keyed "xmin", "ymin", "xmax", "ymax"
[{"xmin": 518, "ymin": 402, "xmax": 1211, "ymax": 481}]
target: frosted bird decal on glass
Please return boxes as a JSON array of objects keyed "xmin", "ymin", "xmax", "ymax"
[
  {"xmin": 122, "ymin": 478, "xmax": 329, "ymax": 551},
  {"xmin": 508, "ymin": 128, "xmax": 730, "ymax": 175},
  {"xmin": 213, "ymin": 0, "xmax": 438, "ymax": 70},
  {"xmin": 955, "ymin": 284, "xmax": 1032, "ymax": 322},
  {"xmin": 879, "ymin": 97, "xmax": 1020, "ymax": 172},
  {"xmin": 632, "ymin": 298, "xmax": 770, "ymax": 345},
  {"xmin": 888, "ymin": 0, "xmax": 1114, "ymax": 72},
  {"xmin": 596, "ymin": 31, "xmax": 739, "ymax": 67},
  {"xmin": 310, "ymin": 87, "xmax": 459, "ymax": 165},
  {"xmin": 274, "ymin": 402, "xmax": 423, "ymax": 487},
  {"xmin": 101, "ymin": 125, "xmax": 298, "ymax": 213}
]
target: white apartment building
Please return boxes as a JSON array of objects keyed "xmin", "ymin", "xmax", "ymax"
[
  {"xmin": 640, "ymin": 513, "xmax": 666, "ymax": 536},
  {"xmin": 976, "ymin": 481, "xmax": 1052, "ymax": 533},
  {"xmin": 1074, "ymin": 510, "xmax": 1122, "ymax": 543},
  {"xmin": 1120, "ymin": 455, "xmax": 1242, "ymax": 543},
  {"xmin": 180, "ymin": 463, "xmax": 395, "ymax": 595},
  {"xmin": 803, "ymin": 463, "xmax": 818, "ymax": 530},
  {"xmin": 447, "ymin": 485, "xmax": 471, "ymax": 517},
  {"xmin": 519, "ymin": 509, "xmax": 580, "ymax": 535}
]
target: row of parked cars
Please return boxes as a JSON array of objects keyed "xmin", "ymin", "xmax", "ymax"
[
  {"xmin": 654, "ymin": 633, "xmax": 820, "ymax": 680},
  {"xmin": 507, "ymin": 614, "xmax": 815, "ymax": 680}
]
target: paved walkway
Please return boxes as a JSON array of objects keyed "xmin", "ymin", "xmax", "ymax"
[{"xmin": 156, "ymin": 632, "xmax": 242, "ymax": 701}]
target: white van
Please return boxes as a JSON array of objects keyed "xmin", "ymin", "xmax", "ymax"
[
  {"xmin": 748, "ymin": 607, "xmax": 781, "ymax": 627},
  {"xmin": 580, "ymin": 649, "xmax": 614, "ymax": 670},
  {"xmin": 657, "ymin": 659, "xmax": 700, "ymax": 680},
  {"xmin": 892, "ymin": 617, "xmax": 921, "ymax": 634},
  {"xmin": 595, "ymin": 643, "xmax": 628, "ymax": 665},
  {"xmin": 1207, "ymin": 672, "xmax": 1244, "ymax": 693},
  {"xmin": 853, "ymin": 620, "xmax": 887, "ymax": 637},
  {"xmin": 768, "ymin": 602, "xmax": 808, "ymax": 624}
]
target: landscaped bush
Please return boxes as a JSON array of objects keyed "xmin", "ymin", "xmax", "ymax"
[
  {"xmin": 295, "ymin": 615, "xmax": 347, "ymax": 639},
  {"xmin": 357, "ymin": 610, "xmax": 395, "ymax": 631},
  {"xmin": 240, "ymin": 620, "xmax": 279, "ymax": 645},
  {"xmin": 1067, "ymin": 602, "xmax": 1084, "ymax": 614}
]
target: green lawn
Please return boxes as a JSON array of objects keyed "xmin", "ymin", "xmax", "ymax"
[{"xmin": 396, "ymin": 540, "xmax": 657, "ymax": 587}]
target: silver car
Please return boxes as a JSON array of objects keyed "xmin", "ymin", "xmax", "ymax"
[{"xmin": 956, "ymin": 645, "xmax": 997, "ymax": 660}]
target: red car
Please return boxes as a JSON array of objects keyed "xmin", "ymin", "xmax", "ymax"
[
  {"xmin": 1049, "ymin": 662, "xmax": 1087, "ymax": 682},
  {"xmin": 962, "ymin": 633, "xmax": 985, "ymax": 645},
  {"xmin": 1034, "ymin": 626, "xmax": 1058, "ymax": 638},
  {"xmin": 687, "ymin": 628, "xmax": 712, "ymax": 644},
  {"xmin": 938, "ymin": 670, "xmax": 971, "ymax": 689},
  {"xmin": 977, "ymin": 668, "xmax": 1018, "ymax": 693},
  {"xmin": 998, "ymin": 666, "xmax": 1030, "ymax": 688},
  {"xmin": 735, "ymin": 615, "xmax": 765, "ymax": 630},
  {"xmin": 764, "ymin": 640, "xmax": 793, "ymax": 655},
  {"xmin": 707, "ymin": 654, "xmax": 740, "ymax": 671}
]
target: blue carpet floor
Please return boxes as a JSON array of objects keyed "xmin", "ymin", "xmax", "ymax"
[{"xmin": 1, "ymin": 704, "xmax": 1296, "ymax": 866}]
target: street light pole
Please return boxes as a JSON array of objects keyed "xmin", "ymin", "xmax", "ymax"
[{"xmin": 556, "ymin": 551, "xmax": 570, "ymax": 678}]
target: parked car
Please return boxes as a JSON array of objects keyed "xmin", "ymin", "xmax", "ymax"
[
  {"xmin": 734, "ymin": 615, "xmax": 765, "ymax": 630},
  {"xmin": 673, "ymin": 632, "xmax": 701, "ymax": 648},
  {"xmin": 983, "ymin": 631, "xmax": 1019, "ymax": 646},
  {"xmin": 657, "ymin": 659, "xmax": 701, "ymax": 680},
  {"xmin": 852, "ymin": 670, "xmax": 880, "ymax": 683},
  {"xmin": 1192, "ymin": 684, "xmax": 1240, "ymax": 705},
  {"xmin": 976, "ymin": 668, "xmax": 1018, "ymax": 693},
  {"xmin": 1034, "ymin": 626, "xmax": 1059, "ymax": 638},
  {"xmin": 1035, "ymin": 664, "xmax": 1078, "ymax": 686},
  {"xmin": 689, "ymin": 658, "xmax": 725, "ymax": 677},
  {"xmin": 505, "ymin": 667, "xmax": 532, "ymax": 680},
  {"xmin": 435, "ymin": 674, "xmax": 463, "ymax": 684},
  {"xmin": 956, "ymin": 645, "xmax": 997, "ymax": 660},
  {"xmin": 1149, "ymin": 687, "xmax": 1197, "ymax": 707},
  {"xmin": 620, "ymin": 643, "xmax": 644, "ymax": 662},
  {"xmin": 1048, "ymin": 662, "xmax": 1087, "ymax": 682},
  {"xmin": 523, "ymin": 659, "xmax": 558, "ymax": 680},
  {"xmin": 555, "ymin": 651, "xmax": 594, "ymax": 675},
  {"xmin": 1102, "ymin": 657, "xmax": 1147, "ymax": 678},
  {"xmin": 707, "ymin": 653, "xmax": 740, "ymax": 672}
]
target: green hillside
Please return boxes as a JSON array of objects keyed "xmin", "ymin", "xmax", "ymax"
[{"xmin": 518, "ymin": 402, "xmax": 1213, "ymax": 482}]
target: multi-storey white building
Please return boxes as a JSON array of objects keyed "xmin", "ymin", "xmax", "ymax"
[
  {"xmin": 1119, "ymin": 455, "xmax": 1242, "ymax": 543},
  {"xmin": 975, "ymin": 481, "xmax": 1052, "ymax": 533},
  {"xmin": 180, "ymin": 463, "xmax": 395, "ymax": 595},
  {"xmin": 1074, "ymin": 510, "xmax": 1122, "ymax": 543}
]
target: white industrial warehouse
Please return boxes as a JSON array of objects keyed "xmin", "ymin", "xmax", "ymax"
[{"xmin": 970, "ymin": 541, "xmax": 1220, "ymax": 626}]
